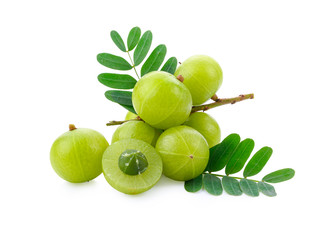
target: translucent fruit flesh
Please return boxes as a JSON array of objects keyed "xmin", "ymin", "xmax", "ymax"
[
  {"xmin": 155, "ymin": 126, "xmax": 209, "ymax": 181},
  {"xmin": 111, "ymin": 121, "xmax": 162, "ymax": 146},
  {"xmin": 184, "ymin": 112, "xmax": 221, "ymax": 147},
  {"xmin": 50, "ymin": 128, "xmax": 109, "ymax": 183},
  {"xmin": 102, "ymin": 139, "xmax": 163, "ymax": 194},
  {"xmin": 175, "ymin": 55, "xmax": 223, "ymax": 105},
  {"xmin": 132, "ymin": 71, "xmax": 192, "ymax": 129}
]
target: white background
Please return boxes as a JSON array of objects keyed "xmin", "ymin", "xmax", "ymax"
[{"xmin": 1, "ymin": 0, "xmax": 329, "ymax": 239}]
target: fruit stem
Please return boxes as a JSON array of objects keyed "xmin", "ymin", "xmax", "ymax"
[
  {"xmin": 176, "ymin": 75, "xmax": 184, "ymax": 82},
  {"xmin": 211, "ymin": 94, "xmax": 219, "ymax": 101},
  {"xmin": 191, "ymin": 93, "xmax": 254, "ymax": 113},
  {"xmin": 69, "ymin": 124, "xmax": 77, "ymax": 131},
  {"xmin": 106, "ymin": 93, "xmax": 254, "ymax": 126}
]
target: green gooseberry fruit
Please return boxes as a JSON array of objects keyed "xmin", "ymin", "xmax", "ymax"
[
  {"xmin": 175, "ymin": 55, "xmax": 223, "ymax": 105},
  {"xmin": 102, "ymin": 139, "xmax": 163, "ymax": 194},
  {"xmin": 111, "ymin": 121, "xmax": 162, "ymax": 147},
  {"xmin": 184, "ymin": 112, "xmax": 221, "ymax": 147},
  {"xmin": 155, "ymin": 125, "xmax": 209, "ymax": 181},
  {"xmin": 132, "ymin": 71, "xmax": 192, "ymax": 129},
  {"xmin": 50, "ymin": 124, "xmax": 109, "ymax": 183},
  {"xmin": 125, "ymin": 111, "xmax": 138, "ymax": 120}
]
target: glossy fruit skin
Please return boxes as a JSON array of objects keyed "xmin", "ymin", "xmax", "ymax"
[
  {"xmin": 50, "ymin": 128, "xmax": 109, "ymax": 183},
  {"xmin": 175, "ymin": 55, "xmax": 223, "ymax": 105},
  {"xmin": 184, "ymin": 112, "xmax": 221, "ymax": 147},
  {"xmin": 155, "ymin": 126, "xmax": 209, "ymax": 181},
  {"xmin": 102, "ymin": 139, "xmax": 163, "ymax": 194},
  {"xmin": 132, "ymin": 71, "xmax": 192, "ymax": 129},
  {"xmin": 125, "ymin": 111, "xmax": 138, "ymax": 120},
  {"xmin": 111, "ymin": 121, "xmax": 162, "ymax": 146}
]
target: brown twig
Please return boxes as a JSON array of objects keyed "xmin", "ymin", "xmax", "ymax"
[
  {"xmin": 191, "ymin": 93, "xmax": 254, "ymax": 113},
  {"xmin": 106, "ymin": 93, "xmax": 254, "ymax": 126},
  {"xmin": 106, "ymin": 117, "xmax": 141, "ymax": 126}
]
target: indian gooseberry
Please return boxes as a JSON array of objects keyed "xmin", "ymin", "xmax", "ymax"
[
  {"xmin": 50, "ymin": 124, "xmax": 109, "ymax": 183},
  {"xmin": 125, "ymin": 111, "xmax": 138, "ymax": 120},
  {"xmin": 155, "ymin": 125, "xmax": 209, "ymax": 181},
  {"xmin": 175, "ymin": 55, "xmax": 223, "ymax": 105},
  {"xmin": 132, "ymin": 71, "xmax": 192, "ymax": 129},
  {"xmin": 102, "ymin": 139, "xmax": 163, "ymax": 194},
  {"xmin": 111, "ymin": 121, "xmax": 162, "ymax": 146},
  {"xmin": 184, "ymin": 112, "xmax": 221, "ymax": 147}
]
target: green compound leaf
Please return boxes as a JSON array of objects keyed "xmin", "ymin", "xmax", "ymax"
[
  {"xmin": 258, "ymin": 182, "xmax": 277, "ymax": 197},
  {"xmin": 110, "ymin": 30, "xmax": 126, "ymax": 52},
  {"xmin": 184, "ymin": 174, "xmax": 203, "ymax": 193},
  {"xmin": 203, "ymin": 174, "xmax": 223, "ymax": 196},
  {"xmin": 206, "ymin": 133, "xmax": 241, "ymax": 172},
  {"xmin": 134, "ymin": 30, "xmax": 152, "ymax": 66},
  {"xmin": 240, "ymin": 179, "xmax": 259, "ymax": 197},
  {"xmin": 97, "ymin": 53, "xmax": 132, "ymax": 70},
  {"xmin": 119, "ymin": 104, "xmax": 136, "ymax": 114},
  {"xmin": 222, "ymin": 176, "xmax": 242, "ymax": 196},
  {"xmin": 262, "ymin": 168, "xmax": 295, "ymax": 183},
  {"xmin": 243, "ymin": 147, "xmax": 273, "ymax": 178},
  {"xmin": 141, "ymin": 44, "xmax": 167, "ymax": 76},
  {"xmin": 104, "ymin": 90, "xmax": 133, "ymax": 106},
  {"xmin": 127, "ymin": 27, "xmax": 141, "ymax": 51},
  {"xmin": 98, "ymin": 73, "xmax": 137, "ymax": 89},
  {"xmin": 225, "ymin": 138, "xmax": 255, "ymax": 175},
  {"xmin": 161, "ymin": 57, "xmax": 177, "ymax": 74}
]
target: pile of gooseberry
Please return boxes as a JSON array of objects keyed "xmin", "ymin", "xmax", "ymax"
[{"xmin": 50, "ymin": 55, "xmax": 223, "ymax": 194}]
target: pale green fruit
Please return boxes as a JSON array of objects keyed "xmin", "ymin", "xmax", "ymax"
[
  {"xmin": 102, "ymin": 139, "xmax": 163, "ymax": 194},
  {"xmin": 155, "ymin": 126, "xmax": 209, "ymax": 181},
  {"xmin": 175, "ymin": 55, "xmax": 223, "ymax": 105},
  {"xmin": 111, "ymin": 121, "xmax": 162, "ymax": 146},
  {"xmin": 132, "ymin": 71, "xmax": 192, "ymax": 129},
  {"xmin": 125, "ymin": 111, "xmax": 138, "ymax": 120},
  {"xmin": 50, "ymin": 124, "xmax": 109, "ymax": 183},
  {"xmin": 184, "ymin": 112, "xmax": 221, "ymax": 147}
]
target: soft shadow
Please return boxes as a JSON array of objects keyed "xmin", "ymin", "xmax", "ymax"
[
  {"xmin": 155, "ymin": 175, "xmax": 181, "ymax": 187},
  {"xmin": 121, "ymin": 175, "xmax": 181, "ymax": 199},
  {"xmin": 63, "ymin": 179, "xmax": 98, "ymax": 188}
]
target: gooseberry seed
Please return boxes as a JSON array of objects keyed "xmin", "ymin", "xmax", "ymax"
[
  {"xmin": 102, "ymin": 139, "xmax": 163, "ymax": 194},
  {"xmin": 118, "ymin": 149, "xmax": 148, "ymax": 175}
]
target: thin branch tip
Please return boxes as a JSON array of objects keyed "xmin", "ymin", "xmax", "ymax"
[
  {"xmin": 106, "ymin": 93, "xmax": 254, "ymax": 126},
  {"xmin": 191, "ymin": 93, "xmax": 254, "ymax": 113}
]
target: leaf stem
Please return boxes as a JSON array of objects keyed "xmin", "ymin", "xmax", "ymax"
[
  {"xmin": 191, "ymin": 93, "xmax": 254, "ymax": 113},
  {"xmin": 106, "ymin": 93, "xmax": 254, "ymax": 126},
  {"xmin": 127, "ymin": 51, "xmax": 140, "ymax": 79},
  {"xmin": 207, "ymin": 173, "xmax": 260, "ymax": 183}
]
